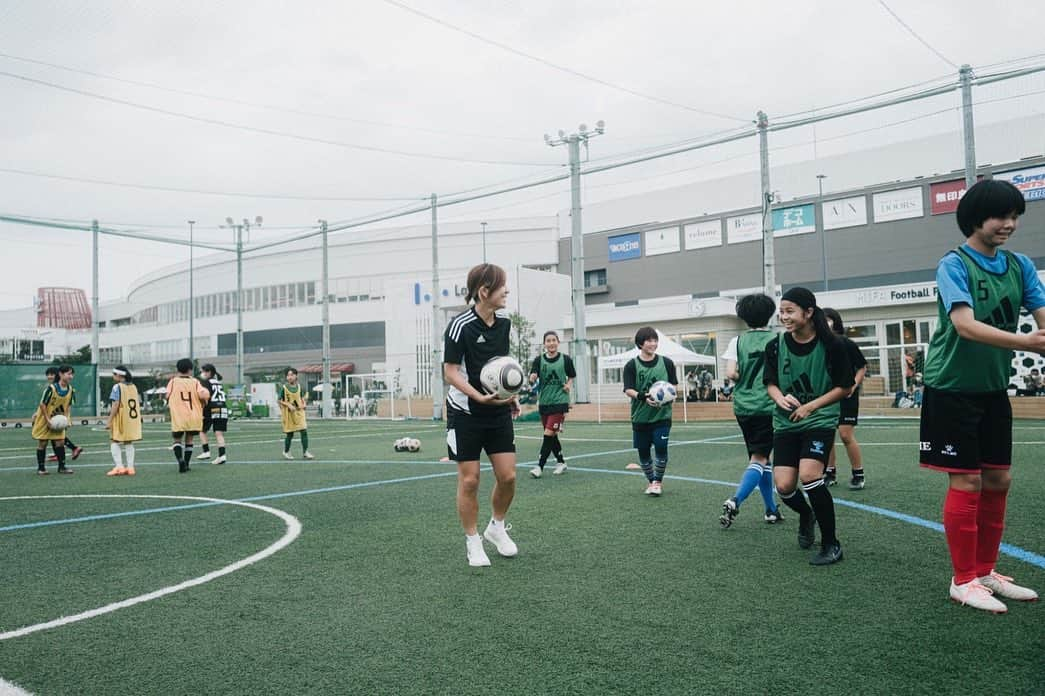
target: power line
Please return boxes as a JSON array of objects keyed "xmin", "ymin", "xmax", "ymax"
[
  {"xmin": 381, "ymin": 0, "xmax": 748, "ymax": 124},
  {"xmin": 877, "ymin": 0, "xmax": 958, "ymax": 69},
  {"xmin": 0, "ymin": 69, "xmax": 553, "ymax": 167},
  {"xmin": 0, "ymin": 51, "xmax": 538, "ymax": 143},
  {"xmin": 0, "ymin": 165, "xmax": 426, "ymax": 202}
]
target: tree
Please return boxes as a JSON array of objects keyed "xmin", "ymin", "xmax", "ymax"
[
  {"xmin": 507, "ymin": 311, "xmax": 536, "ymax": 367},
  {"xmin": 52, "ymin": 345, "xmax": 91, "ymax": 364}
]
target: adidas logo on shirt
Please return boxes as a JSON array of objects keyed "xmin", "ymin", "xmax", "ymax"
[{"xmin": 476, "ymin": 335, "xmax": 486, "ymax": 343}]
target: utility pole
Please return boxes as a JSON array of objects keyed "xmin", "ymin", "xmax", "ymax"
[
  {"xmin": 758, "ymin": 111, "xmax": 776, "ymax": 299},
  {"xmin": 320, "ymin": 219, "xmax": 332, "ymax": 419},
  {"xmin": 817, "ymin": 175, "xmax": 828, "ymax": 292},
  {"xmin": 430, "ymin": 193, "xmax": 444, "ymax": 421},
  {"xmin": 545, "ymin": 120, "xmax": 604, "ymax": 404},
  {"xmin": 481, "ymin": 221, "xmax": 488, "ymax": 263},
  {"xmin": 188, "ymin": 220, "xmax": 195, "ymax": 363},
  {"xmin": 222, "ymin": 216, "xmax": 262, "ymax": 386},
  {"xmin": 91, "ymin": 219, "xmax": 100, "ymax": 417},
  {"xmin": 960, "ymin": 64, "xmax": 977, "ymax": 188}
]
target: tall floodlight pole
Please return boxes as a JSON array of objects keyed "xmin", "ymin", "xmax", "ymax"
[
  {"xmin": 188, "ymin": 220, "xmax": 195, "ymax": 362},
  {"xmin": 546, "ymin": 120, "xmax": 605, "ymax": 404},
  {"xmin": 223, "ymin": 215, "xmax": 262, "ymax": 386},
  {"xmin": 320, "ymin": 219, "xmax": 332, "ymax": 419},
  {"xmin": 758, "ymin": 111, "xmax": 776, "ymax": 299},
  {"xmin": 817, "ymin": 175, "xmax": 828, "ymax": 292},
  {"xmin": 481, "ymin": 221, "xmax": 488, "ymax": 263},
  {"xmin": 430, "ymin": 193, "xmax": 444, "ymax": 421},
  {"xmin": 91, "ymin": 219, "xmax": 100, "ymax": 417},
  {"xmin": 960, "ymin": 64, "xmax": 977, "ymax": 188}
]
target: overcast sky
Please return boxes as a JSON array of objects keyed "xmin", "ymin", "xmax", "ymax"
[{"xmin": 2, "ymin": 0, "xmax": 1044, "ymax": 311}]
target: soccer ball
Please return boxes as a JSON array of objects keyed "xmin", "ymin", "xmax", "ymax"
[
  {"xmin": 406, "ymin": 438, "xmax": 421, "ymax": 452},
  {"xmin": 49, "ymin": 414, "xmax": 70, "ymax": 431},
  {"xmin": 647, "ymin": 381, "xmax": 677, "ymax": 406},
  {"xmin": 393, "ymin": 438, "xmax": 409, "ymax": 452},
  {"xmin": 480, "ymin": 356, "xmax": 525, "ymax": 399}
]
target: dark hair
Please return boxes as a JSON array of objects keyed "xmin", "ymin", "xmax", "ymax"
[
  {"xmin": 113, "ymin": 365, "xmax": 134, "ymax": 383},
  {"xmin": 201, "ymin": 363, "xmax": 223, "ymax": 380},
  {"xmin": 634, "ymin": 326, "xmax": 658, "ymax": 348},
  {"xmin": 735, "ymin": 293, "xmax": 776, "ymax": 328},
  {"xmin": 176, "ymin": 358, "xmax": 193, "ymax": 374},
  {"xmin": 542, "ymin": 331, "xmax": 559, "ymax": 341},
  {"xmin": 780, "ymin": 287, "xmax": 836, "ymax": 345},
  {"xmin": 57, "ymin": 365, "xmax": 74, "ymax": 376},
  {"xmin": 464, "ymin": 263, "xmax": 508, "ymax": 305},
  {"xmin": 45, "ymin": 366, "xmax": 58, "ymax": 377},
  {"xmin": 286, "ymin": 368, "xmax": 298, "ymax": 376},
  {"xmin": 956, "ymin": 179, "xmax": 1025, "ymax": 237},
  {"xmin": 822, "ymin": 307, "xmax": 845, "ymax": 335}
]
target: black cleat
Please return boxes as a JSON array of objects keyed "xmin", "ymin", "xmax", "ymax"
[
  {"xmin": 849, "ymin": 476, "xmax": 865, "ymax": 490},
  {"xmin": 764, "ymin": 508, "xmax": 784, "ymax": 524},
  {"xmin": 810, "ymin": 540, "xmax": 844, "ymax": 565},
  {"xmin": 824, "ymin": 471, "xmax": 838, "ymax": 487},
  {"xmin": 798, "ymin": 512, "xmax": 817, "ymax": 549},
  {"xmin": 719, "ymin": 498, "xmax": 738, "ymax": 528}
]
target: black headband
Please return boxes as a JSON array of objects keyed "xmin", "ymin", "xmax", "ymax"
[{"xmin": 781, "ymin": 287, "xmax": 816, "ymax": 310}]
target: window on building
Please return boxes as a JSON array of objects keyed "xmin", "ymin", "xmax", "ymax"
[
  {"xmin": 584, "ymin": 269, "xmax": 607, "ymax": 288},
  {"xmin": 306, "ymin": 282, "xmax": 316, "ymax": 304}
]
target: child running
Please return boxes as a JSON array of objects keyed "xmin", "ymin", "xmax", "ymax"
[
  {"xmin": 32, "ymin": 365, "xmax": 76, "ymax": 475},
  {"xmin": 106, "ymin": 366, "xmax": 142, "ymax": 476},
  {"xmin": 279, "ymin": 368, "xmax": 314, "ymax": 460},
  {"xmin": 623, "ymin": 326, "xmax": 678, "ymax": 496},
  {"xmin": 764, "ymin": 288, "xmax": 853, "ymax": 565},
  {"xmin": 528, "ymin": 330, "xmax": 576, "ymax": 478},
  {"xmin": 719, "ymin": 293, "xmax": 784, "ymax": 527},
  {"xmin": 822, "ymin": 308, "xmax": 868, "ymax": 490},
  {"xmin": 166, "ymin": 358, "xmax": 210, "ymax": 473}
]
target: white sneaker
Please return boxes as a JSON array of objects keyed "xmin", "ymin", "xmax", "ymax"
[
  {"xmin": 483, "ymin": 521, "xmax": 518, "ymax": 557},
  {"xmin": 649, "ymin": 481, "xmax": 662, "ymax": 496},
  {"xmin": 530, "ymin": 467, "xmax": 542, "ymax": 478},
  {"xmin": 196, "ymin": 451, "xmax": 211, "ymax": 460},
  {"xmin": 213, "ymin": 455, "xmax": 227, "ymax": 465},
  {"xmin": 466, "ymin": 535, "xmax": 491, "ymax": 567},
  {"xmin": 282, "ymin": 451, "xmax": 294, "ymax": 460},
  {"xmin": 303, "ymin": 451, "xmax": 315, "ymax": 460},
  {"xmin": 979, "ymin": 571, "xmax": 1039, "ymax": 601},
  {"xmin": 553, "ymin": 462, "xmax": 567, "ymax": 475},
  {"xmin": 644, "ymin": 482, "xmax": 656, "ymax": 495},
  {"xmin": 949, "ymin": 578, "xmax": 1007, "ymax": 613}
]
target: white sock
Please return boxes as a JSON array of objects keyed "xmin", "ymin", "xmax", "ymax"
[
  {"xmin": 489, "ymin": 518, "xmax": 503, "ymax": 529},
  {"xmin": 125, "ymin": 444, "xmax": 135, "ymax": 468},
  {"xmin": 110, "ymin": 442, "xmax": 122, "ymax": 467},
  {"xmin": 466, "ymin": 533, "xmax": 482, "ymax": 542}
]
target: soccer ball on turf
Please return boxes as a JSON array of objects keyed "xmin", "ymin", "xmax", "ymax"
[
  {"xmin": 394, "ymin": 438, "xmax": 409, "ymax": 452},
  {"xmin": 647, "ymin": 381, "xmax": 677, "ymax": 406},
  {"xmin": 480, "ymin": 356, "xmax": 525, "ymax": 399},
  {"xmin": 406, "ymin": 438, "xmax": 421, "ymax": 452},
  {"xmin": 49, "ymin": 414, "xmax": 70, "ymax": 431}
]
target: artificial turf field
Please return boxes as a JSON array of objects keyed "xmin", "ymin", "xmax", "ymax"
[{"xmin": 0, "ymin": 417, "xmax": 1042, "ymax": 695}]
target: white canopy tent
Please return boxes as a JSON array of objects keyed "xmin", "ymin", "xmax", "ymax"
[{"xmin": 595, "ymin": 331, "xmax": 716, "ymax": 423}]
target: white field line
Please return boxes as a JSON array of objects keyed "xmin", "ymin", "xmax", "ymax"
[{"xmin": 0, "ymin": 494, "xmax": 301, "ymax": 641}]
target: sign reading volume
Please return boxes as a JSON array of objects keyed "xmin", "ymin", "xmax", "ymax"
[
  {"xmin": 683, "ymin": 220, "xmax": 722, "ymax": 250},
  {"xmin": 607, "ymin": 232, "xmax": 642, "ymax": 262}
]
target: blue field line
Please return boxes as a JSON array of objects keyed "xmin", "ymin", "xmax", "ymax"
[{"xmin": 3, "ymin": 441, "xmax": 1043, "ymax": 571}]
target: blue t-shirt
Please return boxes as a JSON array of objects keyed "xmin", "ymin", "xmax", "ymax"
[
  {"xmin": 936, "ymin": 243, "xmax": 1045, "ymax": 314},
  {"xmin": 110, "ymin": 385, "xmax": 121, "ymax": 402}
]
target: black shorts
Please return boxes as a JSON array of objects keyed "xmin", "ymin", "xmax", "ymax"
[
  {"xmin": 773, "ymin": 428, "xmax": 835, "ymax": 468},
  {"xmin": 446, "ymin": 410, "xmax": 516, "ymax": 462},
  {"xmin": 735, "ymin": 414, "xmax": 773, "ymax": 457},
  {"xmin": 919, "ymin": 386, "xmax": 1011, "ymax": 473},
  {"xmin": 203, "ymin": 417, "xmax": 228, "ymax": 433},
  {"xmin": 838, "ymin": 395, "xmax": 859, "ymax": 426}
]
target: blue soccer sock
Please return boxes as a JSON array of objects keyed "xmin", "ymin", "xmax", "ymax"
[
  {"xmin": 733, "ymin": 462, "xmax": 764, "ymax": 507},
  {"xmin": 758, "ymin": 462, "xmax": 778, "ymax": 511},
  {"xmin": 653, "ymin": 455, "xmax": 668, "ymax": 482}
]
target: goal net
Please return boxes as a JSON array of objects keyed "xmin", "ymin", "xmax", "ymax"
[{"xmin": 343, "ymin": 372, "xmax": 401, "ymax": 420}]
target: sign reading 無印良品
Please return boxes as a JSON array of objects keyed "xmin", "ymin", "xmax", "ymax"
[
  {"xmin": 930, "ymin": 177, "xmax": 983, "ymax": 215},
  {"xmin": 608, "ymin": 232, "xmax": 642, "ymax": 262},
  {"xmin": 772, "ymin": 204, "xmax": 815, "ymax": 237},
  {"xmin": 995, "ymin": 165, "xmax": 1045, "ymax": 202}
]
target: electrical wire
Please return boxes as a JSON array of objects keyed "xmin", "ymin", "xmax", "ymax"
[
  {"xmin": 0, "ymin": 51, "xmax": 537, "ymax": 143},
  {"xmin": 0, "ymin": 166, "xmax": 427, "ymax": 202},
  {"xmin": 381, "ymin": 0, "xmax": 748, "ymax": 124},
  {"xmin": 877, "ymin": 0, "xmax": 958, "ymax": 70},
  {"xmin": 0, "ymin": 69, "xmax": 554, "ymax": 167}
]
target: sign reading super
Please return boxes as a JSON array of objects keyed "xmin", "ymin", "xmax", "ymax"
[{"xmin": 608, "ymin": 232, "xmax": 642, "ymax": 262}]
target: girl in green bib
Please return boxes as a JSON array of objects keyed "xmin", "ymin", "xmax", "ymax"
[
  {"xmin": 764, "ymin": 287, "xmax": 853, "ymax": 565},
  {"xmin": 623, "ymin": 326, "xmax": 678, "ymax": 496}
]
